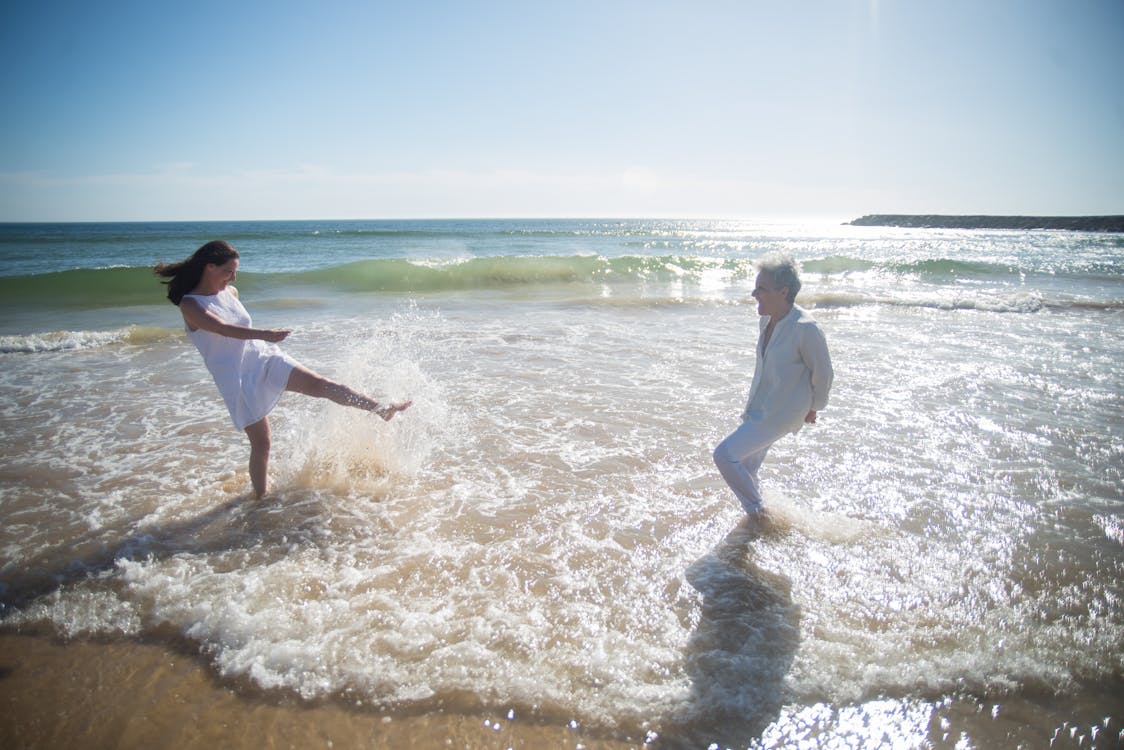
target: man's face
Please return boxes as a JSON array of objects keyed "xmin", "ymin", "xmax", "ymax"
[{"xmin": 751, "ymin": 271, "xmax": 788, "ymax": 318}]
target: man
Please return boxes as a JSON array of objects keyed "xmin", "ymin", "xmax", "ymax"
[{"xmin": 713, "ymin": 254, "xmax": 834, "ymax": 515}]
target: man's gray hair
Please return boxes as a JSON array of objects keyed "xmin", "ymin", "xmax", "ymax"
[{"xmin": 756, "ymin": 254, "xmax": 802, "ymax": 303}]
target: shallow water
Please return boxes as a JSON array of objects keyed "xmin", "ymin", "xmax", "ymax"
[{"xmin": 1, "ymin": 219, "xmax": 1121, "ymax": 747}]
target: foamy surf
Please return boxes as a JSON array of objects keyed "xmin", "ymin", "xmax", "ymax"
[
  {"xmin": 759, "ymin": 491, "xmax": 881, "ymax": 545},
  {"xmin": 0, "ymin": 325, "xmax": 177, "ymax": 353}
]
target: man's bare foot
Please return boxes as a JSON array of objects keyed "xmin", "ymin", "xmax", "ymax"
[{"xmin": 377, "ymin": 400, "xmax": 413, "ymax": 421}]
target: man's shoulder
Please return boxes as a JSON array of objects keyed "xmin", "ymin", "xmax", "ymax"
[
  {"xmin": 792, "ymin": 305, "xmax": 817, "ymax": 323},
  {"xmin": 792, "ymin": 306, "xmax": 828, "ymax": 335}
]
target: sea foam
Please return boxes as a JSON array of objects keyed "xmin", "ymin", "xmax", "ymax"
[{"xmin": 0, "ymin": 325, "xmax": 176, "ymax": 354}]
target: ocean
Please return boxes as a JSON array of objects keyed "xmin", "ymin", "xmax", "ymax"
[{"xmin": 0, "ymin": 219, "xmax": 1121, "ymax": 749}]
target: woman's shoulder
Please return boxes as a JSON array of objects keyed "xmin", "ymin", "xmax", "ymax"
[{"xmin": 183, "ymin": 287, "xmax": 235, "ymax": 300}]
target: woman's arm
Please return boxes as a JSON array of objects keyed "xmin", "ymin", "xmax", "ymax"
[{"xmin": 180, "ymin": 297, "xmax": 291, "ymax": 343}]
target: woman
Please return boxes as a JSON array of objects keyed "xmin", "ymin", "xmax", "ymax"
[
  {"xmin": 713, "ymin": 254, "xmax": 833, "ymax": 515},
  {"xmin": 155, "ymin": 240, "xmax": 412, "ymax": 497}
]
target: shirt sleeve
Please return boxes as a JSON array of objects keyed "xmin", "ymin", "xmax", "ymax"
[{"xmin": 801, "ymin": 321, "xmax": 834, "ymax": 412}]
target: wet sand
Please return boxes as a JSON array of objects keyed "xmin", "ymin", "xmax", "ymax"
[
  {"xmin": 0, "ymin": 633, "xmax": 635, "ymax": 750},
  {"xmin": 4, "ymin": 632, "xmax": 1121, "ymax": 749}
]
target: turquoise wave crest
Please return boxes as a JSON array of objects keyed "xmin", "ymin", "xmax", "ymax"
[{"xmin": 0, "ymin": 253, "xmax": 1116, "ymax": 314}]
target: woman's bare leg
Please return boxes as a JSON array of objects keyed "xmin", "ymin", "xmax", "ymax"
[
  {"xmin": 245, "ymin": 417, "xmax": 272, "ymax": 497},
  {"xmin": 285, "ymin": 365, "xmax": 412, "ymax": 420}
]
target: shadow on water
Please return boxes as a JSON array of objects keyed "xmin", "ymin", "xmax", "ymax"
[
  {"xmin": 660, "ymin": 516, "xmax": 801, "ymax": 749},
  {"xmin": 0, "ymin": 490, "xmax": 334, "ymax": 619}
]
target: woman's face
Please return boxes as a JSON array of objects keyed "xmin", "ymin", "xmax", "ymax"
[{"xmin": 206, "ymin": 258, "xmax": 239, "ymax": 290}]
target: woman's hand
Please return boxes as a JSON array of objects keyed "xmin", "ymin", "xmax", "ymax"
[{"xmin": 259, "ymin": 329, "xmax": 291, "ymax": 343}]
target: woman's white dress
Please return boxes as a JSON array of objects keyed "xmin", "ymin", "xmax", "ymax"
[{"xmin": 183, "ymin": 289, "xmax": 299, "ymax": 430}]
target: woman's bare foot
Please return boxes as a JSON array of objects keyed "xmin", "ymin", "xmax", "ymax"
[{"xmin": 376, "ymin": 400, "xmax": 413, "ymax": 421}]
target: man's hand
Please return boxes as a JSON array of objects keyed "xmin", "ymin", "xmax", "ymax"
[{"xmin": 804, "ymin": 410, "xmax": 817, "ymax": 424}]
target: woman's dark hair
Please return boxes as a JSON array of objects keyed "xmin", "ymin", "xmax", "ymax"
[{"xmin": 154, "ymin": 240, "xmax": 239, "ymax": 305}]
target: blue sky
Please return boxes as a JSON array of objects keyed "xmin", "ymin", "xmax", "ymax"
[{"xmin": 1, "ymin": 0, "xmax": 1121, "ymax": 221}]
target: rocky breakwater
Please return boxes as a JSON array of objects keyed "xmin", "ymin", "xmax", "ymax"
[{"xmin": 847, "ymin": 214, "xmax": 1124, "ymax": 232}]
